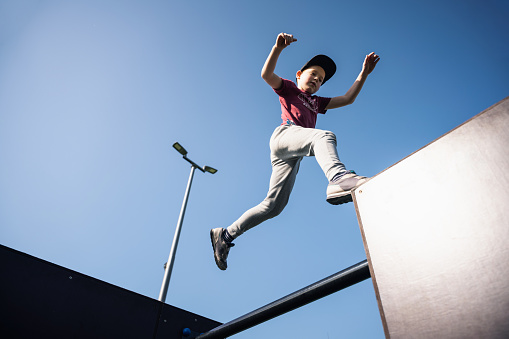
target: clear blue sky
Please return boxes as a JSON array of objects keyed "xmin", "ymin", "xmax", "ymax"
[{"xmin": 1, "ymin": 0, "xmax": 508, "ymax": 338}]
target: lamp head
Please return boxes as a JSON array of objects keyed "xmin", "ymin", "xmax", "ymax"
[
  {"xmin": 204, "ymin": 166, "xmax": 217, "ymax": 174},
  {"xmin": 172, "ymin": 142, "xmax": 188, "ymax": 156}
]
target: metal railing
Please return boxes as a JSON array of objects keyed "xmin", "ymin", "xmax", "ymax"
[{"xmin": 196, "ymin": 260, "xmax": 371, "ymax": 339}]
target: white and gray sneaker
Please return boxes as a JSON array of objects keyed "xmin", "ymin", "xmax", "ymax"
[
  {"xmin": 210, "ymin": 228, "xmax": 234, "ymax": 270},
  {"xmin": 326, "ymin": 173, "xmax": 369, "ymax": 205}
]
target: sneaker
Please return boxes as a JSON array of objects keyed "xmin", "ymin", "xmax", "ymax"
[
  {"xmin": 326, "ymin": 173, "xmax": 369, "ymax": 205},
  {"xmin": 210, "ymin": 228, "xmax": 235, "ymax": 270}
]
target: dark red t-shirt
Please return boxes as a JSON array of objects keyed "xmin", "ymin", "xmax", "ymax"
[{"xmin": 274, "ymin": 78, "xmax": 331, "ymax": 128}]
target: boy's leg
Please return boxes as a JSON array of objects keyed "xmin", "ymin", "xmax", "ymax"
[
  {"xmin": 226, "ymin": 125, "xmax": 358, "ymax": 236},
  {"xmin": 273, "ymin": 125, "xmax": 368, "ymax": 204},
  {"xmin": 211, "ymin": 157, "xmax": 301, "ymax": 270},
  {"xmin": 226, "ymin": 155, "xmax": 302, "ymax": 238},
  {"xmin": 211, "ymin": 126, "xmax": 302, "ymax": 270},
  {"xmin": 310, "ymin": 129, "xmax": 368, "ymax": 204},
  {"xmin": 273, "ymin": 125, "xmax": 347, "ymax": 180}
]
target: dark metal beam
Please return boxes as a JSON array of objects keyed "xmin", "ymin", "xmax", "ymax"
[{"xmin": 196, "ymin": 260, "xmax": 371, "ymax": 339}]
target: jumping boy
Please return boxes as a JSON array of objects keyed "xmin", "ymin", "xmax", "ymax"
[{"xmin": 211, "ymin": 32, "xmax": 380, "ymax": 270}]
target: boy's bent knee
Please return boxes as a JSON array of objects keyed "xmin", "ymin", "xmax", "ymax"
[
  {"xmin": 317, "ymin": 130, "xmax": 337, "ymax": 145},
  {"xmin": 260, "ymin": 198, "xmax": 288, "ymax": 219},
  {"xmin": 324, "ymin": 130, "xmax": 337, "ymax": 141}
]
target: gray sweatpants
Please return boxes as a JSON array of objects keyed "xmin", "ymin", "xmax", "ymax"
[{"xmin": 226, "ymin": 125, "xmax": 347, "ymax": 238}]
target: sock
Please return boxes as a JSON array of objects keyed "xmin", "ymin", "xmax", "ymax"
[
  {"xmin": 222, "ymin": 229, "xmax": 234, "ymax": 243},
  {"xmin": 331, "ymin": 170, "xmax": 356, "ymax": 183}
]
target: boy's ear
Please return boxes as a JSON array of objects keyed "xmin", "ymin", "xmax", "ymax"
[{"xmin": 296, "ymin": 70, "xmax": 302, "ymax": 80}]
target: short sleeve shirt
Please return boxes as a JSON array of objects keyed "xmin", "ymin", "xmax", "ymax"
[{"xmin": 274, "ymin": 78, "xmax": 331, "ymax": 128}]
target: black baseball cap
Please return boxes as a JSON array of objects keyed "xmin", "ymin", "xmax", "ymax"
[{"xmin": 300, "ymin": 54, "xmax": 336, "ymax": 85}]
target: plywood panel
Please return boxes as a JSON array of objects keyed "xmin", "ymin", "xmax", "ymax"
[{"xmin": 353, "ymin": 98, "xmax": 509, "ymax": 339}]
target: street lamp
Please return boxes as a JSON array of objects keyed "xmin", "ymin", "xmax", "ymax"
[{"xmin": 158, "ymin": 142, "xmax": 217, "ymax": 303}]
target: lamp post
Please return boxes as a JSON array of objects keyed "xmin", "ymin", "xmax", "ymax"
[{"xmin": 158, "ymin": 142, "xmax": 217, "ymax": 303}]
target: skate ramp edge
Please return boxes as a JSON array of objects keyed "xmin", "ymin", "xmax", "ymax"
[{"xmin": 353, "ymin": 97, "xmax": 509, "ymax": 339}]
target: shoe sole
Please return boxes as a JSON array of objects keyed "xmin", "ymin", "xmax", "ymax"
[
  {"xmin": 326, "ymin": 192, "xmax": 353, "ymax": 205},
  {"xmin": 210, "ymin": 229, "xmax": 227, "ymax": 270}
]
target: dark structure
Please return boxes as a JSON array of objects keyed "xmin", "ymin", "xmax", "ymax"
[{"xmin": 0, "ymin": 244, "xmax": 220, "ymax": 339}]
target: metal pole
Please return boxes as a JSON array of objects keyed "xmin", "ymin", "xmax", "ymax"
[
  {"xmin": 158, "ymin": 165, "xmax": 196, "ymax": 303},
  {"xmin": 196, "ymin": 260, "xmax": 371, "ymax": 339}
]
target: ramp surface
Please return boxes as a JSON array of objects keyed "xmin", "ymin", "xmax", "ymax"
[{"xmin": 353, "ymin": 97, "xmax": 509, "ymax": 339}]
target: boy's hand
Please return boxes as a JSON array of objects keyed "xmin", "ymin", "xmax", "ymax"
[
  {"xmin": 275, "ymin": 33, "xmax": 297, "ymax": 49},
  {"xmin": 362, "ymin": 52, "xmax": 380, "ymax": 75}
]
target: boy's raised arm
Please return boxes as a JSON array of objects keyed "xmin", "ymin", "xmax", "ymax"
[
  {"xmin": 261, "ymin": 33, "xmax": 297, "ymax": 90},
  {"xmin": 326, "ymin": 52, "xmax": 380, "ymax": 109}
]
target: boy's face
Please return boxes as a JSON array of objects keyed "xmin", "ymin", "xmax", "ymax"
[{"xmin": 296, "ymin": 65, "xmax": 326, "ymax": 94}]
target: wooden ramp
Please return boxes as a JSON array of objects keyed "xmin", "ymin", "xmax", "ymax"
[{"xmin": 353, "ymin": 97, "xmax": 509, "ymax": 338}]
